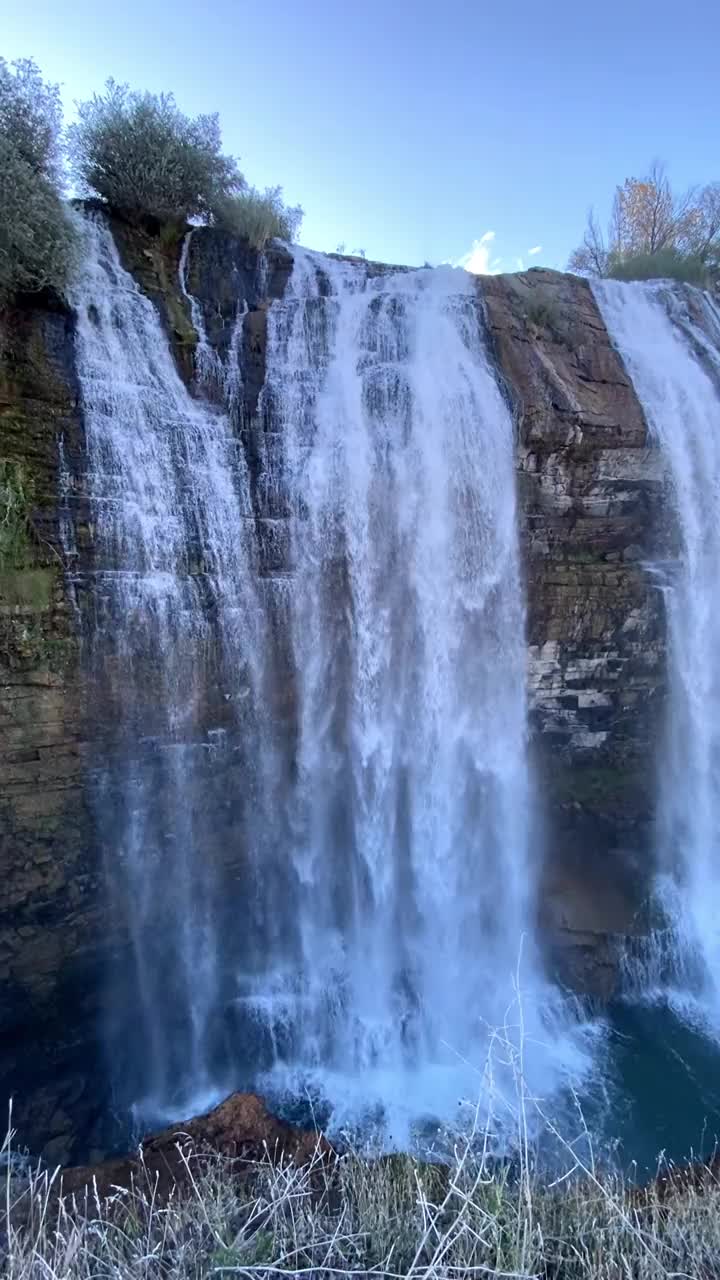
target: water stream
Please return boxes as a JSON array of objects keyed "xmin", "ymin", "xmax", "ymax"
[
  {"xmin": 70, "ymin": 218, "xmax": 589, "ymax": 1145},
  {"xmin": 594, "ymin": 279, "xmax": 720, "ymax": 1036},
  {"xmin": 70, "ymin": 214, "xmax": 264, "ymax": 1116}
]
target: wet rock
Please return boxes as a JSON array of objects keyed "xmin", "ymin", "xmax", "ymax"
[
  {"xmin": 0, "ymin": 223, "xmax": 672, "ymax": 1158},
  {"xmin": 482, "ymin": 269, "xmax": 667, "ymax": 969},
  {"xmin": 59, "ymin": 1092, "xmax": 331, "ymax": 1200}
]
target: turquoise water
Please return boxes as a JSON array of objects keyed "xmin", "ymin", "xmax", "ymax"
[
  {"xmin": 598, "ymin": 1001, "xmax": 720, "ymax": 1175},
  {"xmin": 257, "ymin": 1000, "xmax": 720, "ymax": 1179}
]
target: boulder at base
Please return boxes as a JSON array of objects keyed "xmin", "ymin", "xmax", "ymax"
[{"xmin": 58, "ymin": 1092, "xmax": 331, "ymax": 1200}]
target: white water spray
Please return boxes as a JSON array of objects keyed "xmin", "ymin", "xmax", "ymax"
[
  {"xmin": 69, "ymin": 220, "xmax": 590, "ymax": 1140},
  {"xmin": 594, "ymin": 279, "xmax": 720, "ymax": 1032},
  {"xmin": 70, "ymin": 214, "xmax": 263, "ymax": 1114},
  {"xmin": 242, "ymin": 249, "xmax": 586, "ymax": 1141}
]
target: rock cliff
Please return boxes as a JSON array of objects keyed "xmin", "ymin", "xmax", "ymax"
[
  {"xmin": 482, "ymin": 271, "xmax": 667, "ymax": 995},
  {"xmin": 0, "ymin": 216, "xmax": 667, "ymax": 1160}
]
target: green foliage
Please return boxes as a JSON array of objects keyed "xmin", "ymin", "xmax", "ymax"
[
  {"xmin": 0, "ymin": 140, "xmax": 76, "ymax": 304},
  {"xmin": 158, "ymin": 219, "xmax": 184, "ymax": 251},
  {"xmin": 0, "ymin": 568, "xmax": 53, "ymax": 608},
  {"xmin": 0, "ymin": 614, "xmax": 71, "ymax": 670},
  {"xmin": 0, "ymin": 59, "xmax": 76, "ymax": 304},
  {"xmin": 2, "ymin": 55, "xmax": 304, "ymax": 292},
  {"xmin": 0, "ymin": 464, "xmax": 63, "ymax": 668},
  {"xmin": 68, "ymin": 81, "xmax": 244, "ymax": 224},
  {"xmin": 0, "ymin": 461, "xmax": 34, "ymax": 570},
  {"xmin": 0, "ymin": 57, "xmax": 63, "ymax": 181},
  {"xmin": 212, "ymin": 185, "xmax": 303, "ymax": 248},
  {"xmin": 607, "ymin": 248, "xmax": 713, "ymax": 287},
  {"xmin": 525, "ymin": 296, "xmax": 561, "ymax": 329},
  {"xmin": 570, "ymin": 163, "xmax": 720, "ymax": 287}
]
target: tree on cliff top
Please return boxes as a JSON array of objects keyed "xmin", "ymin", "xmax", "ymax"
[
  {"xmin": 0, "ymin": 57, "xmax": 63, "ymax": 182},
  {"xmin": 569, "ymin": 162, "xmax": 720, "ymax": 287},
  {"xmin": 67, "ymin": 81, "xmax": 245, "ymax": 225},
  {"xmin": 0, "ymin": 58, "xmax": 76, "ymax": 304}
]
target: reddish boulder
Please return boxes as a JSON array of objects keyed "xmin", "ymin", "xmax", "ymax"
[{"xmin": 58, "ymin": 1092, "xmax": 331, "ymax": 1201}]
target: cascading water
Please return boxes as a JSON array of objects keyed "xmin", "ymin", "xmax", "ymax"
[
  {"xmin": 69, "ymin": 214, "xmax": 264, "ymax": 1118},
  {"xmin": 178, "ymin": 229, "xmax": 248, "ymax": 401},
  {"xmin": 69, "ymin": 218, "xmax": 587, "ymax": 1145},
  {"xmin": 593, "ymin": 279, "xmax": 720, "ymax": 1033},
  {"xmin": 239, "ymin": 250, "xmax": 585, "ymax": 1141}
]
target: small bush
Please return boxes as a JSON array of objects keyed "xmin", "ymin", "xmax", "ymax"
[
  {"xmin": 212, "ymin": 185, "xmax": 303, "ymax": 248},
  {"xmin": 607, "ymin": 248, "xmax": 713, "ymax": 287},
  {"xmin": 68, "ymin": 81, "xmax": 244, "ymax": 224},
  {"xmin": 0, "ymin": 59, "xmax": 76, "ymax": 304},
  {"xmin": 525, "ymin": 297, "xmax": 560, "ymax": 329},
  {"xmin": 0, "ymin": 461, "xmax": 34, "ymax": 569}
]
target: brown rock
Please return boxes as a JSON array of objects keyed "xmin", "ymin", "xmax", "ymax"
[
  {"xmin": 481, "ymin": 268, "xmax": 666, "ymax": 964},
  {"xmin": 59, "ymin": 1092, "xmax": 331, "ymax": 1201}
]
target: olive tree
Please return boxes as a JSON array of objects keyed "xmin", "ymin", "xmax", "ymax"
[
  {"xmin": 0, "ymin": 58, "xmax": 75, "ymax": 304},
  {"xmin": 68, "ymin": 81, "xmax": 244, "ymax": 224}
]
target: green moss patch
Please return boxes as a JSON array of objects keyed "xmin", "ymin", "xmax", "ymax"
[
  {"xmin": 0, "ymin": 566, "xmax": 54, "ymax": 607},
  {"xmin": 0, "ymin": 458, "xmax": 35, "ymax": 570}
]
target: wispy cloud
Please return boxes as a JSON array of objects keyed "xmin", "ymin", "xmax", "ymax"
[
  {"xmin": 452, "ymin": 231, "xmax": 503, "ymax": 275},
  {"xmin": 450, "ymin": 234, "xmax": 543, "ymax": 276}
]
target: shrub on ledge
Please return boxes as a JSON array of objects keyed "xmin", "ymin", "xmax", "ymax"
[
  {"xmin": 67, "ymin": 81, "xmax": 244, "ymax": 225},
  {"xmin": 212, "ymin": 185, "xmax": 304, "ymax": 248},
  {"xmin": 607, "ymin": 248, "xmax": 713, "ymax": 287}
]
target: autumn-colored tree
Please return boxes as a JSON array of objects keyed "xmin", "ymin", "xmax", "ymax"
[
  {"xmin": 612, "ymin": 162, "xmax": 692, "ymax": 256},
  {"xmin": 677, "ymin": 182, "xmax": 720, "ymax": 263},
  {"xmin": 569, "ymin": 163, "xmax": 720, "ymax": 286}
]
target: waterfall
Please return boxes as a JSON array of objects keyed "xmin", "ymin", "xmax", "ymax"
[
  {"xmin": 593, "ymin": 279, "xmax": 720, "ymax": 1032},
  {"xmin": 69, "ymin": 214, "xmax": 264, "ymax": 1117},
  {"xmin": 69, "ymin": 218, "xmax": 585, "ymax": 1143},
  {"xmin": 179, "ymin": 229, "xmax": 248, "ymax": 405},
  {"xmin": 242, "ymin": 250, "xmax": 580, "ymax": 1141}
]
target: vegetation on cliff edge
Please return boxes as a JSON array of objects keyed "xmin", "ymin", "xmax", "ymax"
[
  {"xmin": 0, "ymin": 59, "xmax": 77, "ymax": 305},
  {"xmin": 569, "ymin": 161, "xmax": 720, "ymax": 287},
  {"xmin": 0, "ymin": 60, "xmax": 304, "ymax": 308},
  {"xmin": 66, "ymin": 80, "xmax": 304, "ymax": 246},
  {"xmin": 212, "ymin": 186, "xmax": 304, "ymax": 249},
  {"xmin": 67, "ymin": 82, "xmax": 244, "ymax": 227}
]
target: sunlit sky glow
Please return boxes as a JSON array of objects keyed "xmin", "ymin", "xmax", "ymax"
[{"xmin": 4, "ymin": 0, "xmax": 718, "ymax": 271}]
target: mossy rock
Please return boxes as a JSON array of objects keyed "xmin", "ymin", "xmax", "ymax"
[
  {"xmin": 0, "ymin": 567, "xmax": 54, "ymax": 608},
  {"xmin": 0, "ymin": 613, "xmax": 74, "ymax": 671},
  {"xmin": 547, "ymin": 761, "xmax": 650, "ymax": 819}
]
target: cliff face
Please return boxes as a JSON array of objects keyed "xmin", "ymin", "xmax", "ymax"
[
  {"xmin": 0, "ymin": 296, "xmax": 109, "ymax": 1162},
  {"xmin": 481, "ymin": 271, "xmax": 667, "ymax": 995},
  {"xmin": 0, "ymin": 221, "xmax": 667, "ymax": 1159}
]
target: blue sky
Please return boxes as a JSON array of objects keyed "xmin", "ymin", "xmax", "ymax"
[{"xmin": 4, "ymin": 0, "xmax": 718, "ymax": 270}]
